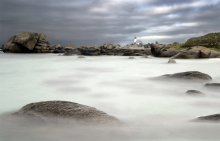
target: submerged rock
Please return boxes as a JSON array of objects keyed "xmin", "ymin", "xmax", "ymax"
[
  {"xmin": 205, "ymin": 83, "xmax": 220, "ymax": 89},
  {"xmin": 196, "ymin": 114, "xmax": 220, "ymax": 122},
  {"xmin": 78, "ymin": 55, "xmax": 85, "ymax": 58},
  {"xmin": 14, "ymin": 101, "xmax": 119, "ymax": 124},
  {"xmin": 186, "ymin": 90, "xmax": 204, "ymax": 95},
  {"xmin": 128, "ymin": 56, "xmax": 135, "ymax": 59},
  {"xmin": 168, "ymin": 58, "xmax": 176, "ymax": 64},
  {"xmin": 159, "ymin": 71, "xmax": 212, "ymax": 81}
]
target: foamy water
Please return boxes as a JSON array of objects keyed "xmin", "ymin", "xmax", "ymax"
[{"xmin": 0, "ymin": 54, "xmax": 220, "ymax": 141}]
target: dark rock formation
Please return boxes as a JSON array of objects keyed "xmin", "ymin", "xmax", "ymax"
[
  {"xmin": 159, "ymin": 71, "xmax": 212, "ymax": 81},
  {"xmin": 196, "ymin": 114, "xmax": 220, "ymax": 121},
  {"xmin": 186, "ymin": 90, "xmax": 204, "ymax": 95},
  {"xmin": 3, "ymin": 32, "xmax": 51, "ymax": 53},
  {"xmin": 150, "ymin": 44, "xmax": 179, "ymax": 57},
  {"xmin": 173, "ymin": 46, "xmax": 220, "ymax": 59},
  {"xmin": 14, "ymin": 101, "xmax": 119, "ymax": 124}
]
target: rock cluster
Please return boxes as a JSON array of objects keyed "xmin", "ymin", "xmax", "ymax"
[
  {"xmin": 64, "ymin": 44, "xmax": 151, "ymax": 56},
  {"xmin": 173, "ymin": 46, "xmax": 220, "ymax": 59},
  {"xmin": 150, "ymin": 44, "xmax": 220, "ymax": 58}
]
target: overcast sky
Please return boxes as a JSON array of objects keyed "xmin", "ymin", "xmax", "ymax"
[{"xmin": 0, "ymin": 0, "xmax": 220, "ymax": 46}]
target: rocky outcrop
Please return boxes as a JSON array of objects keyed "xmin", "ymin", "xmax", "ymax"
[
  {"xmin": 151, "ymin": 44, "xmax": 179, "ymax": 57},
  {"xmin": 158, "ymin": 71, "xmax": 212, "ymax": 81},
  {"xmin": 196, "ymin": 114, "xmax": 220, "ymax": 122},
  {"xmin": 3, "ymin": 32, "xmax": 51, "ymax": 53},
  {"xmin": 14, "ymin": 101, "xmax": 119, "ymax": 124},
  {"xmin": 173, "ymin": 46, "xmax": 220, "ymax": 59}
]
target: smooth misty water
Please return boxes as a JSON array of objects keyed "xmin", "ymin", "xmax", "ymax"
[{"xmin": 0, "ymin": 54, "xmax": 220, "ymax": 141}]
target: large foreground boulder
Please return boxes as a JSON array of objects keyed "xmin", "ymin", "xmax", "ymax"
[
  {"xmin": 14, "ymin": 101, "xmax": 119, "ymax": 124},
  {"xmin": 173, "ymin": 46, "xmax": 220, "ymax": 59},
  {"xmin": 3, "ymin": 32, "xmax": 51, "ymax": 53},
  {"xmin": 196, "ymin": 114, "xmax": 220, "ymax": 122},
  {"xmin": 158, "ymin": 71, "xmax": 212, "ymax": 81}
]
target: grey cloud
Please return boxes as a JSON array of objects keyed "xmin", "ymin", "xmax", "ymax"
[{"xmin": 0, "ymin": 0, "xmax": 220, "ymax": 46}]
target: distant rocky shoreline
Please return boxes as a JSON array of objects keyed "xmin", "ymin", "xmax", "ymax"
[{"xmin": 1, "ymin": 32, "xmax": 220, "ymax": 59}]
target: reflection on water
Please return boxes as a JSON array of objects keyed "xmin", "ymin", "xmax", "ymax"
[{"xmin": 0, "ymin": 54, "xmax": 220, "ymax": 141}]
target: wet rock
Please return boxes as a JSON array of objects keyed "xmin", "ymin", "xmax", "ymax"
[
  {"xmin": 159, "ymin": 71, "xmax": 212, "ymax": 81},
  {"xmin": 186, "ymin": 90, "xmax": 204, "ymax": 95},
  {"xmin": 196, "ymin": 114, "xmax": 220, "ymax": 122},
  {"xmin": 168, "ymin": 58, "xmax": 176, "ymax": 64},
  {"xmin": 14, "ymin": 101, "xmax": 119, "ymax": 124},
  {"xmin": 205, "ymin": 83, "xmax": 220, "ymax": 89}
]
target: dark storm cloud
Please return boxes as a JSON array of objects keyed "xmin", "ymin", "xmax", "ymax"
[{"xmin": 0, "ymin": 0, "xmax": 220, "ymax": 46}]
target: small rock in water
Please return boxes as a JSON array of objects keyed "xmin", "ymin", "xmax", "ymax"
[
  {"xmin": 186, "ymin": 90, "xmax": 204, "ymax": 95},
  {"xmin": 78, "ymin": 55, "xmax": 85, "ymax": 58},
  {"xmin": 128, "ymin": 56, "xmax": 135, "ymax": 59},
  {"xmin": 141, "ymin": 55, "xmax": 148, "ymax": 58},
  {"xmin": 159, "ymin": 71, "xmax": 212, "ymax": 81},
  {"xmin": 205, "ymin": 83, "xmax": 220, "ymax": 89},
  {"xmin": 196, "ymin": 114, "xmax": 220, "ymax": 122},
  {"xmin": 168, "ymin": 58, "xmax": 176, "ymax": 64}
]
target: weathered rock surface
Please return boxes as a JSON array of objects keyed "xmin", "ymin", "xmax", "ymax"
[
  {"xmin": 14, "ymin": 101, "xmax": 119, "ymax": 124},
  {"xmin": 196, "ymin": 114, "xmax": 220, "ymax": 122},
  {"xmin": 150, "ymin": 44, "xmax": 179, "ymax": 57},
  {"xmin": 186, "ymin": 90, "xmax": 204, "ymax": 95},
  {"xmin": 3, "ymin": 32, "xmax": 51, "ymax": 53},
  {"xmin": 159, "ymin": 71, "xmax": 212, "ymax": 81},
  {"xmin": 173, "ymin": 46, "xmax": 220, "ymax": 59}
]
